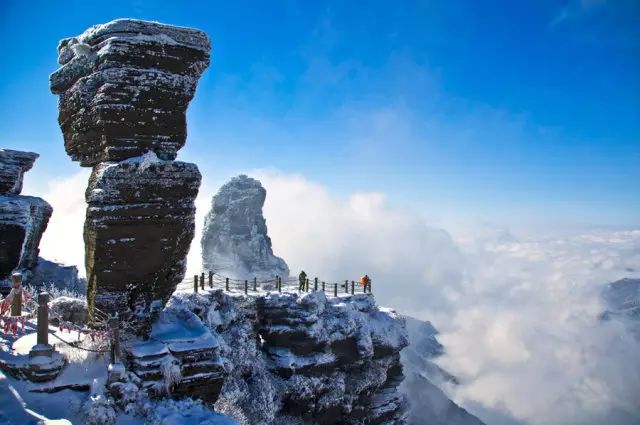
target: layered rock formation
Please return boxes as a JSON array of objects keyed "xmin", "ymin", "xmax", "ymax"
[
  {"xmin": 0, "ymin": 149, "xmax": 38, "ymax": 194},
  {"xmin": 84, "ymin": 152, "xmax": 201, "ymax": 314},
  {"xmin": 49, "ymin": 19, "xmax": 211, "ymax": 166},
  {"xmin": 49, "ymin": 19, "xmax": 210, "ymax": 318},
  {"xmin": 0, "ymin": 150, "xmax": 52, "ymax": 287},
  {"xmin": 202, "ymin": 175, "xmax": 289, "ymax": 280},
  {"xmin": 127, "ymin": 303, "xmax": 225, "ymax": 403},
  {"xmin": 134, "ymin": 290, "xmax": 408, "ymax": 424}
]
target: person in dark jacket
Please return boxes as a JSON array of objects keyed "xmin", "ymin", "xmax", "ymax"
[{"xmin": 299, "ymin": 270, "xmax": 307, "ymax": 291}]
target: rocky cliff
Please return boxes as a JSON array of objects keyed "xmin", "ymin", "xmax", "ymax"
[
  {"xmin": 202, "ymin": 175, "xmax": 290, "ymax": 280},
  {"xmin": 126, "ymin": 290, "xmax": 408, "ymax": 425},
  {"xmin": 0, "ymin": 149, "xmax": 38, "ymax": 194},
  {"xmin": 49, "ymin": 19, "xmax": 210, "ymax": 319},
  {"xmin": 0, "ymin": 149, "xmax": 52, "ymax": 286},
  {"xmin": 401, "ymin": 317, "xmax": 485, "ymax": 425},
  {"xmin": 601, "ymin": 277, "xmax": 640, "ymax": 340}
]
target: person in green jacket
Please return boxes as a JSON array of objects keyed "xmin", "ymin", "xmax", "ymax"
[{"xmin": 298, "ymin": 270, "xmax": 307, "ymax": 291}]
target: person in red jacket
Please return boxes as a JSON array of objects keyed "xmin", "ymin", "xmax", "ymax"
[{"xmin": 360, "ymin": 274, "xmax": 371, "ymax": 292}]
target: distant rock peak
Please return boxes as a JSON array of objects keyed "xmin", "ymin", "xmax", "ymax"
[{"xmin": 201, "ymin": 174, "xmax": 290, "ymax": 280}]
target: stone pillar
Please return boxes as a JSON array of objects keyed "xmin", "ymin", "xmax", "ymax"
[
  {"xmin": 29, "ymin": 292, "xmax": 54, "ymax": 358},
  {"xmin": 107, "ymin": 315, "xmax": 125, "ymax": 383},
  {"xmin": 10, "ymin": 272, "xmax": 22, "ymax": 317},
  {"xmin": 49, "ymin": 19, "xmax": 211, "ymax": 320}
]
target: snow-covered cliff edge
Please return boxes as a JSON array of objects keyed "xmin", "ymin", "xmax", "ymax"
[{"xmin": 127, "ymin": 289, "xmax": 408, "ymax": 424}]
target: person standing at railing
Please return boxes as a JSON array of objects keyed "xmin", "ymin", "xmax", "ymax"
[
  {"xmin": 298, "ymin": 270, "xmax": 307, "ymax": 291},
  {"xmin": 360, "ymin": 274, "xmax": 371, "ymax": 292}
]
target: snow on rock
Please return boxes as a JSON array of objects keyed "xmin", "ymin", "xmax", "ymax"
[
  {"xmin": 0, "ymin": 149, "xmax": 52, "ymax": 287},
  {"xmin": 49, "ymin": 296, "xmax": 88, "ymax": 325},
  {"xmin": 0, "ymin": 194, "xmax": 52, "ymax": 285},
  {"xmin": 49, "ymin": 19, "xmax": 211, "ymax": 166},
  {"xmin": 49, "ymin": 20, "xmax": 209, "ymax": 321},
  {"xmin": 127, "ymin": 303, "xmax": 225, "ymax": 402},
  {"xmin": 201, "ymin": 175, "xmax": 290, "ymax": 281},
  {"xmin": 84, "ymin": 155, "xmax": 201, "ymax": 318},
  {"xmin": 0, "ymin": 149, "xmax": 38, "ymax": 195},
  {"xmin": 29, "ymin": 257, "xmax": 86, "ymax": 295},
  {"xmin": 147, "ymin": 289, "xmax": 409, "ymax": 424}
]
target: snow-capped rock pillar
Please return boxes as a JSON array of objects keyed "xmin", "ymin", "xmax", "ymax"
[
  {"xmin": 201, "ymin": 175, "xmax": 290, "ymax": 281},
  {"xmin": 49, "ymin": 19, "xmax": 210, "ymax": 320}
]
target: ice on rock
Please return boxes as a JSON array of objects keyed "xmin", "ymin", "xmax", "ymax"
[{"xmin": 201, "ymin": 175, "xmax": 290, "ymax": 281}]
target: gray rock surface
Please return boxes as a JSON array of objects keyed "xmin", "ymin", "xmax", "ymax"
[
  {"xmin": 29, "ymin": 257, "xmax": 87, "ymax": 295},
  {"xmin": 151, "ymin": 290, "xmax": 408, "ymax": 425},
  {"xmin": 50, "ymin": 19, "xmax": 211, "ymax": 166},
  {"xmin": 49, "ymin": 19, "xmax": 210, "ymax": 321},
  {"xmin": 0, "ymin": 149, "xmax": 38, "ymax": 194},
  {"xmin": 84, "ymin": 152, "xmax": 201, "ymax": 317},
  {"xmin": 0, "ymin": 149, "xmax": 52, "ymax": 293},
  {"xmin": 201, "ymin": 175, "xmax": 289, "ymax": 280}
]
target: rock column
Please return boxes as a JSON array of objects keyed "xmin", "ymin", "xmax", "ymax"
[
  {"xmin": 0, "ymin": 149, "xmax": 52, "ymax": 285},
  {"xmin": 49, "ymin": 19, "xmax": 211, "ymax": 320}
]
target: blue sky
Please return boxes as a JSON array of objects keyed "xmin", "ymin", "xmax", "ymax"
[{"xmin": 1, "ymin": 0, "xmax": 638, "ymax": 228}]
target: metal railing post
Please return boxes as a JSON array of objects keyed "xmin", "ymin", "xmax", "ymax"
[
  {"xmin": 314, "ymin": 277, "xmax": 318, "ymax": 291},
  {"xmin": 334, "ymin": 283, "xmax": 338, "ymax": 297},
  {"xmin": 253, "ymin": 277, "xmax": 257, "ymax": 291},
  {"xmin": 194, "ymin": 275, "xmax": 198, "ymax": 293},
  {"xmin": 209, "ymin": 271, "xmax": 213, "ymax": 288},
  {"xmin": 351, "ymin": 280, "xmax": 355, "ymax": 295},
  {"xmin": 344, "ymin": 280, "xmax": 349, "ymax": 294},
  {"xmin": 226, "ymin": 277, "xmax": 229, "ymax": 291},
  {"xmin": 244, "ymin": 280, "xmax": 248, "ymax": 295}
]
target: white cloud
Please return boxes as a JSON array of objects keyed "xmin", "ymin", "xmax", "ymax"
[
  {"xmin": 28, "ymin": 170, "xmax": 89, "ymax": 272},
  {"xmin": 252, "ymin": 171, "xmax": 640, "ymax": 425}
]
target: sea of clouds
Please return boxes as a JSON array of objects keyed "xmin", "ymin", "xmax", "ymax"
[{"xmin": 28, "ymin": 170, "xmax": 640, "ymax": 425}]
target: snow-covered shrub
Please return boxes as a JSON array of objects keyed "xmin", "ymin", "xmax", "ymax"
[
  {"xmin": 109, "ymin": 372, "xmax": 144, "ymax": 415},
  {"xmin": 49, "ymin": 295, "xmax": 88, "ymax": 325},
  {"xmin": 83, "ymin": 380, "xmax": 117, "ymax": 425},
  {"xmin": 140, "ymin": 398, "xmax": 239, "ymax": 425}
]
